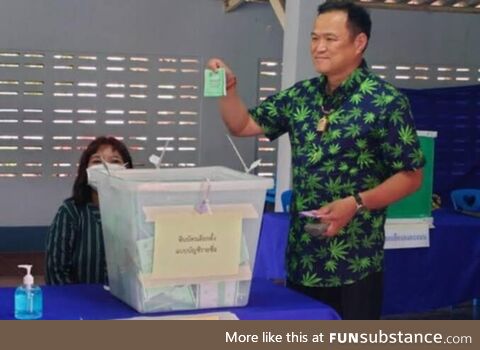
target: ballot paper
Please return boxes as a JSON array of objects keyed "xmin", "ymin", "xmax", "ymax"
[
  {"xmin": 204, "ymin": 68, "xmax": 226, "ymax": 97},
  {"xmin": 119, "ymin": 311, "xmax": 239, "ymax": 320}
]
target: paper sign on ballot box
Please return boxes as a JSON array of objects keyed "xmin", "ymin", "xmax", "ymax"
[{"xmin": 143, "ymin": 205, "xmax": 257, "ymax": 280}]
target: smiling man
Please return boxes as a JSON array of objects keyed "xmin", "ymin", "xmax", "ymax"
[{"xmin": 207, "ymin": 1, "xmax": 425, "ymax": 319}]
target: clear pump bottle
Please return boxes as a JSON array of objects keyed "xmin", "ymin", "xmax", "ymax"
[{"xmin": 14, "ymin": 264, "xmax": 43, "ymax": 320}]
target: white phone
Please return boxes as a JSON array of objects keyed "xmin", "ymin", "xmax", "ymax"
[{"xmin": 304, "ymin": 223, "xmax": 329, "ymax": 238}]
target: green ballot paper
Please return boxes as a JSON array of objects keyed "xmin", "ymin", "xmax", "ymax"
[{"xmin": 204, "ymin": 68, "xmax": 226, "ymax": 97}]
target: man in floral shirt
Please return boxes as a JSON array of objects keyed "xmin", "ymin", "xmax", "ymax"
[{"xmin": 207, "ymin": 1, "xmax": 424, "ymax": 319}]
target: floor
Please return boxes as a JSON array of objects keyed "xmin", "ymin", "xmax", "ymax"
[{"xmin": 0, "ymin": 252, "xmax": 45, "ymax": 287}]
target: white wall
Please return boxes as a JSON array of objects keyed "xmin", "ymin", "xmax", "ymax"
[
  {"xmin": 275, "ymin": 1, "xmax": 480, "ymax": 208},
  {"xmin": 0, "ymin": 0, "xmax": 283, "ymax": 226},
  {"xmin": 282, "ymin": 2, "xmax": 480, "ymax": 88}
]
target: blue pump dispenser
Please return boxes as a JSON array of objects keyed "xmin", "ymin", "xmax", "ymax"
[{"xmin": 14, "ymin": 264, "xmax": 43, "ymax": 320}]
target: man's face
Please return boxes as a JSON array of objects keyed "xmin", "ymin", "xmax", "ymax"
[{"xmin": 310, "ymin": 11, "xmax": 365, "ymax": 76}]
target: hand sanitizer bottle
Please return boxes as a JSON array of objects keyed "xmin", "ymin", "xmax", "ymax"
[{"xmin": 15, "ymin": 264, "xmax": 43, "ymax": 320}]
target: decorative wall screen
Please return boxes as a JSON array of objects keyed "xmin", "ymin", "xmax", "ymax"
[
  {"xmin": 0, "ymin": 50, "xmax": 201, "ymax": 178},
  {"xmin": 370, "ymin": 64, "xmax": 480, "ymax": 88},
  {"xmin": 255, "ymin": 59, "xmax": 282, "ymax": 178},
  {"xmin": 254, "ymin": 59, "xmax": 480, "ymax": 180}
]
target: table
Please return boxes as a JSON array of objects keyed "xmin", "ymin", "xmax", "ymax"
[
  {"xmin": 0, "ymin": 279, "xmax": 340, "ymax": 320},
  {"xmin": 254, "ymin": 209, "xmax": 480, "ymax": 315}
]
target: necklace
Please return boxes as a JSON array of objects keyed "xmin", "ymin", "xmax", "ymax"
[{"xmin": 317, "ymin": 105, "xmax": 332, "ymax": 132}]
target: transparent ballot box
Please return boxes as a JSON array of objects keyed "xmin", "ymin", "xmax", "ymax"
[{"xmin": 88, "ymin": 166, "xmax": 273, "ymax": 313}]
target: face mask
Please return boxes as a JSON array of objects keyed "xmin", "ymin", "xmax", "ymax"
[{"xmin": 87, "ymin": 162, "xmax": 127, "ymax": 191}]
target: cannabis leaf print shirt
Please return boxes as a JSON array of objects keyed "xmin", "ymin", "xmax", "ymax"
[{"xmin": 249, "ymin": 61, "xmax": 425, "ymax": 287}]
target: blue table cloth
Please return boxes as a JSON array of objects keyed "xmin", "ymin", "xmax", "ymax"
[
  {"xmin": 0, "ymin": 279, "xmax": 340, "ymax": 320},
  {"xmin": 254, "ymin": 209, "xmax": 480, "ymax": 315}
]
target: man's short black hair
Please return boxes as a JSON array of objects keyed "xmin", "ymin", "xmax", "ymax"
[{"xmin": 317, "ymin": 1, "xmax": 371, "ymax": 40}]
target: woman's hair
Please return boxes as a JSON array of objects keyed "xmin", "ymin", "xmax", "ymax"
[{"xmin": 72, "ymin": 136, "xmax": 133, "ymax": 206}]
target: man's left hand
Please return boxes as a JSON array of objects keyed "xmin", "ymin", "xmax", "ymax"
[{"xmin": 315, "ymin": 196, "xmax": 358, "ymax": 237}]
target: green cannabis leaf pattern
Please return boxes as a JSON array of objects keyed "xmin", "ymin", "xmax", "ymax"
[{"xmin": 249, "ymin": 61, "xmax": 425, "ymax": 287}]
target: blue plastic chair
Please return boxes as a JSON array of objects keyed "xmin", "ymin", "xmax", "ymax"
[
  {"xmin": 281, "ymin": 190, "xmax": 292, "ymax": 212},
  {"xmin": 265, "ymin": 188, "xmax": 275, "ymax": 206},
  {"xmin": 449, "ymin": 188, "xmax": 480, "ymax": 314},
  {"xmin": 450, "ymin": 189, "xmax": 480, "ymax": 213},
  {"xmin": 265, "ymin": 178, "xmax": 276, "ymax": 205}
]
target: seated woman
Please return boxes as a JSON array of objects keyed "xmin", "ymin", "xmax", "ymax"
[{"xmin": 45, "ymin": 136, "xmax": 133, "ymax": 285}]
